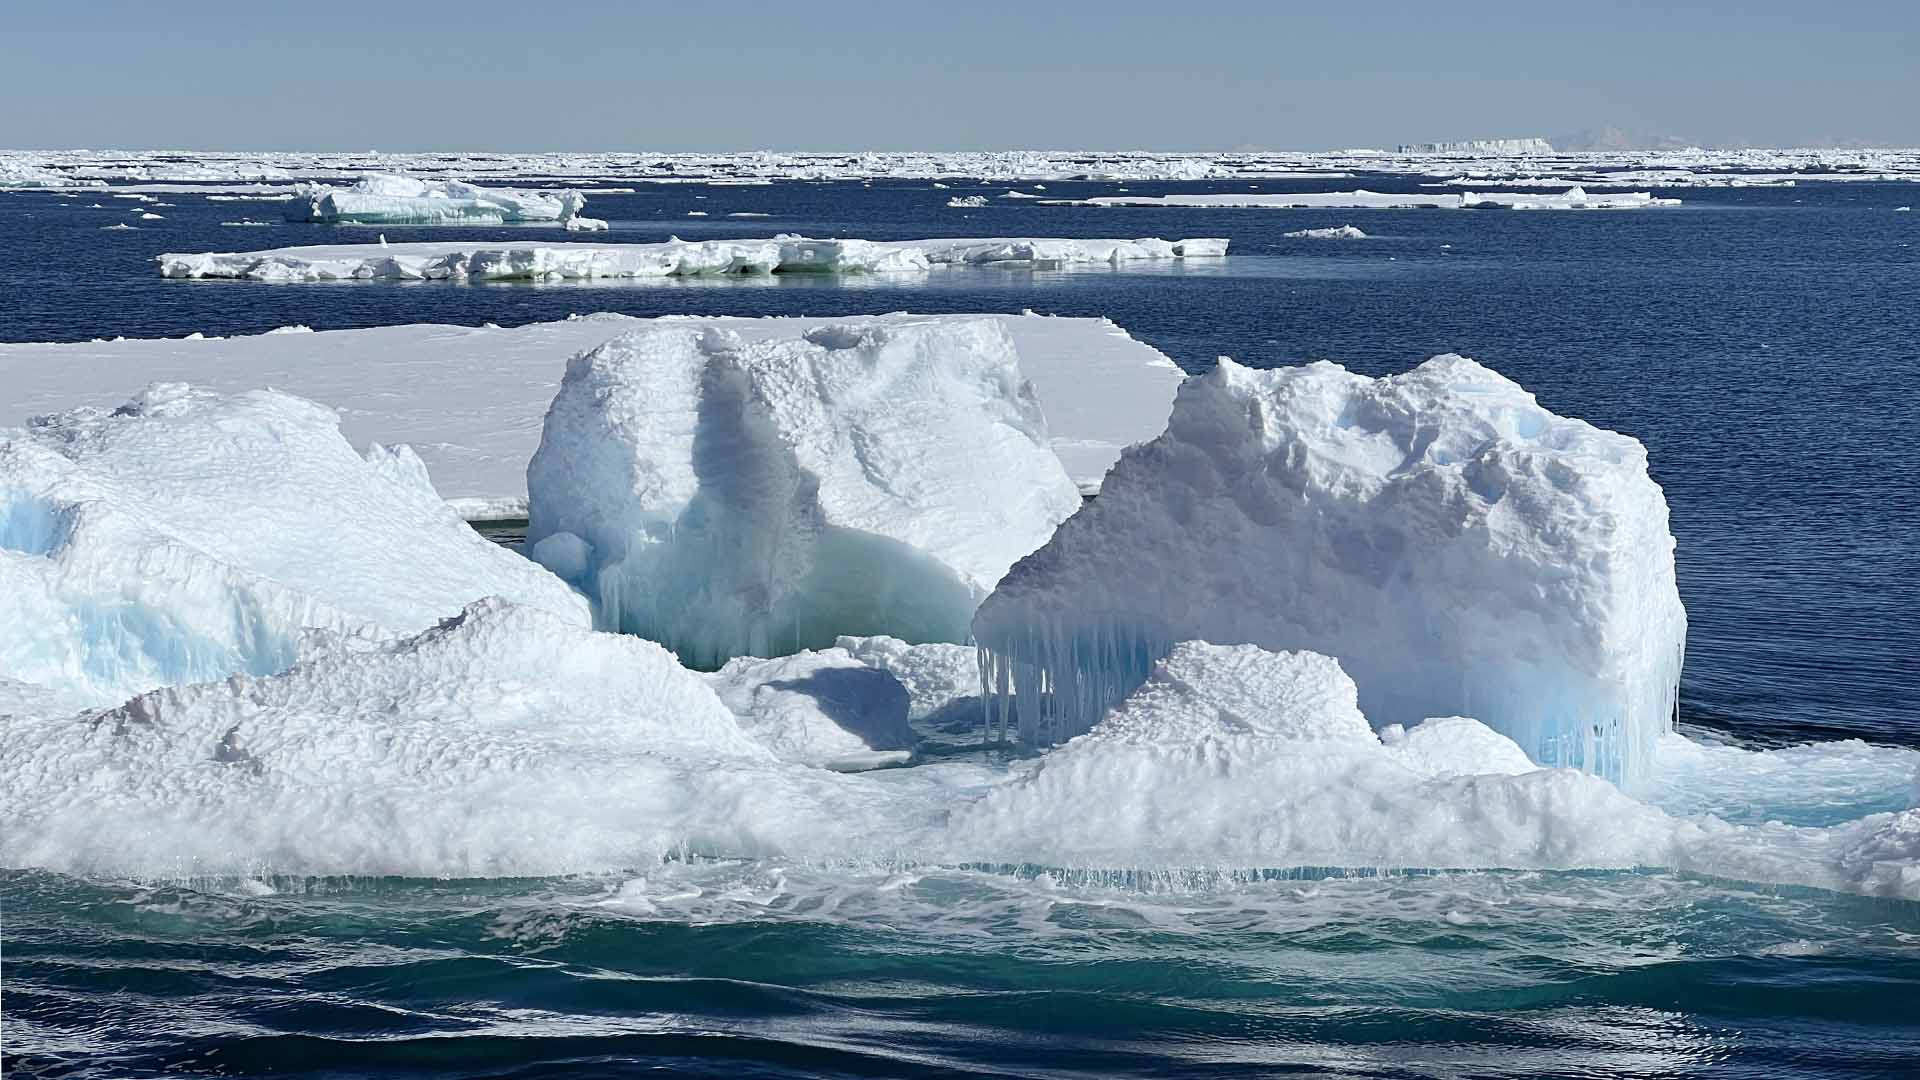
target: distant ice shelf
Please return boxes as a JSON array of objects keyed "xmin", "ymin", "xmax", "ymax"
[
  {"xmin": 0, "ymin": 313, "xmax": 1185, "ymax": 512},
  {"xmin": 154, "ymin": 235, "xmax": 1230, "ymax": 282},
  {"xmin": 1059, "ymin": 187, "xmax": 1680, "ymax": 210}
]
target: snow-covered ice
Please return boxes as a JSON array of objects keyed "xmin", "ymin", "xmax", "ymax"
[
  {"xmin": 973, "ymin": 354, "xmax": 1685, "ymax": 787},
  {"xmin": 287, "ymin": 173, "xmax": 591, "ymax": 225},
  {"xmin": 706, "ymin": 648, "xmax": 916, "ymax": 770},
  {"xmin": 155, "ymin": 235, "xmax": 1228, "ymax": 282},
  {"xmin": 1284, "ymin": 225, "xmax": 1368, "ymax": 239},
  {"xmin": 0, "ymin": 385, "xmax": 587, "ymax": 707},
  {"xmin": 0, "ymin": 313, "xmax": 1184, "ymax": 510},
  {"xmin": 526, "ymin": 318, "xmax": 1082, "ymax": 666},
  {"xmin": 947, "ymin": 195, "xmax": 988, "ymax": 208}
]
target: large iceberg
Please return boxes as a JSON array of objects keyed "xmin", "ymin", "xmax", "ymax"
[
  {"xmin": 972, "ymin": 354, "xmax": 1685, "ymax": 786},
  {"xmin": 707, "ymin": 647, "xmax": 916, "ymax": 770},
  {"xmin": 527, "ymin": 318, "xmax": 1082, "ymax": 667},
  {"xmin": 0, "ymin": 314, "xmax": 1184, "ymax": 512},
  {"xmin": 287, "ymin": 173, "xmax": 590, "ymax": 225},
  {"xmin": 0, "ymin": 385, "xmax": 587, "ymax": 706},
  {"xmin": 156, "ymin": 235, "xmax": 1229, "ymax": 282}
]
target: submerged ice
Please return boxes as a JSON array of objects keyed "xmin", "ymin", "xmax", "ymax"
[
  {"xmin": 527, "ymin": 318, "xmax": 1081, "ymax": 667},
  {"xmin": 973, "ymin": 354, "xmax": 1685, "ymax": 787}
]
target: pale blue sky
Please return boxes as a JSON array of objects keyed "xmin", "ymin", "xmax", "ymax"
[{"xmin": 5, "ymin": 0, "xmax": 1915, "ymax": 150}]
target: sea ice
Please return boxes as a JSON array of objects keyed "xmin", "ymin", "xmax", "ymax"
[
  {"xmin": 526, "ymin": 318, "xmax": 1082, "ymax": 666},
  {"xmin": 0, "ymin": 385, "xmax": 587, "ymax": 706},
  {"xmin": 946, "ymin": 195, "xmax": 988, "ymax": 208},
  {"xmin": 1284, "ymin": 225, "xmax": 1368, "ymax": 239},
  {"xmin": 288, "ymin": 173, "xmax": 590, "ymax": 225},
  {"xmin": 0, "ymin": 313, "xmax": 1184, "ymax": 511},
  {"xmin": 155, "ymin": 234, "xmax": 1229, "ymax": 282},
  {"xmin": 972, "ymin": 354, "xmax": 1685, "ymax": 786}
]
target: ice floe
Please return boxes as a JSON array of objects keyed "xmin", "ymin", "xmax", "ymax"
[
  {"xmin": 526, "ymin": 319, "xmax": 1081, "ymax": 666},
  {"xmin": 287, "ymin": 173, "xmax": 592, "ymax": 225},
  {"xmin": 154, "ymin": 234, "xmax": 1228, "ymax": 282},
  {"xmin": 974, "ymin": 354, "xmax": 1684, "ymax": 787},
  {"xmin": 1283, "ymin": 225, "xmax": 1368, "ymax": 239}
]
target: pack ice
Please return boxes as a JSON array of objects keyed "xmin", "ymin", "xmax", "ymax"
[
  {"xmin": 0, "ymin": 385, "xmax": 587, "ymax": 707},
  {"xmin": 972, "ymin": 354, "xmax": 1685, "ymax": 786},
  {"xmin": 527, "ymin": 318, "xmax": 1082, "ymax": 667},
  {"xmin": 287, "ymin": 173, "xmax": 590, "ymax": 226}
]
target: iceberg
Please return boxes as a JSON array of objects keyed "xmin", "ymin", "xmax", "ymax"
[
  {"xmin": 526, "ymin": 318, "xmax": 1082, "ymax": 666},
  {"xmin": 1283, "ymin": 225, "xmax": 1368, "ymax": 239},
  {"xmin": 0, "ymin": 313, "xmax": 1184, "ymax": 512},
  {"xmin": 155, "ymin": 234, "xmax": 1229, "ymax": 282},
  {"xmin": 0, "ymin": 385, "xmax": 587, "ymax": 706},
  {"xmin": 947, "ymin": 195, "xmax": 989, "ymax": 208},
  {"xmin": 287, "ymin": 173, "xmax": 590, "ymax": 225},
  {"xmin": 972, "ymin": 354, "xmax": 1685, "ymax": 787}
]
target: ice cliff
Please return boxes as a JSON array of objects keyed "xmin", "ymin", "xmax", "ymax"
[{"xmin": 972, "ymin": 354, "xmax": 1685, "ymax": 787}]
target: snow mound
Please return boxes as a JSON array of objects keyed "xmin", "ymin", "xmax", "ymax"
[
  {"xmin": 835, "ymin": 634, "xmax": 982, "ymax": 724},
  {"xmin": 948, "ymin": 641, "xmax": 1657, "ymax": 867},
  {"xmin": 707, "ymin": 648, "xmax": 916, "ymax": 770},
  {"xmin": 0, "ymin": 598, "xmax": 780, "ymax": 878},
  {"xmin": 1284, "ymin": 225, "xmax": 1368, "ymax": 239},
  {"xmin": 287, "ymin": 173, "xmax": 589, "ymax": 225},
  {"xmin": 155, "ymin": 235, "xmax": 1228, "ymax": 282},
  {"xmin": 0, "ymin": 385, "xmax": 587, "ymax": 706},
  {"xmin": 527, "ymin": 319, "xmax": 1081, "ymax": 668},
  {"xmin": 973, "ymin": 354, "xmax": 1684, "ymax": 787}
]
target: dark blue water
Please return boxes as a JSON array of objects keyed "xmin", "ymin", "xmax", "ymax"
[{"xmin": 3, "ymin": 176, "xmax": 1918, "ymax": 1077}]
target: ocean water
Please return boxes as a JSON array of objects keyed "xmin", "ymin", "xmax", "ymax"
[{"xmin": 3, "ymin": 176, "xmax": 1919, "ymax": 1077}]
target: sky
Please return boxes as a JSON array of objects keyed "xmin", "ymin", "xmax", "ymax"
[{"xmin": 4, "ymin": 0, "xmax": 1916, "ymax": 151}]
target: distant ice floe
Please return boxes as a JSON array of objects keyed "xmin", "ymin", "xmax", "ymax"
[
  {"xmin": 6, "ymin": 147, "xmax": 1920, "ymax": 187},
  {"xmin": 0, "ymin": 312, "xmax": 1184, "ymax": 513},
  {"xmin": 1063, "ymin": 187, "xmax": 1680, "ymax": 210},
  {"xmin": 974, "ymin": 354, "xmax": 1684, "ymax": 788},
  {"xmin": 526, "ymin": 319, "xmax": 1082, "ymax": 666},
  {"xmin": 287, "ymin": 173, "xmax": 593, "ymax": 226},
  {"xmin": 946, "ymin": 195, "xmax": 989, "ymax": 208},
  {"xmin": 154, "ymin": 235, "xmax": 1229, "ymax": 282},
  {"xmin": 0, "ymin": 159, "xmax": 107, "ymax": 189},
  {"xmin": 1284, "ymin": 225, "xmax": 1368, "ymax": 239}
]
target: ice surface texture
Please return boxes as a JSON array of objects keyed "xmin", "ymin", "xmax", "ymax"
[
  {"xmin": 287, "ymin": 173, "xmax": 588, "ymax": 225},
  {"xmin": 527, "ymin": 318, "xmax": 1081, "ymax": 668},
  {"xmin": 0, "ymin": 385, "xmax": 587, "ymax": 706},
  {"xmin": 156, "ymin": 235, "xmax": 1229, "ymax": 282},
  {"xmin": 973, "ymin": 354, "xmax": 1685, "ymax": 787}
]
